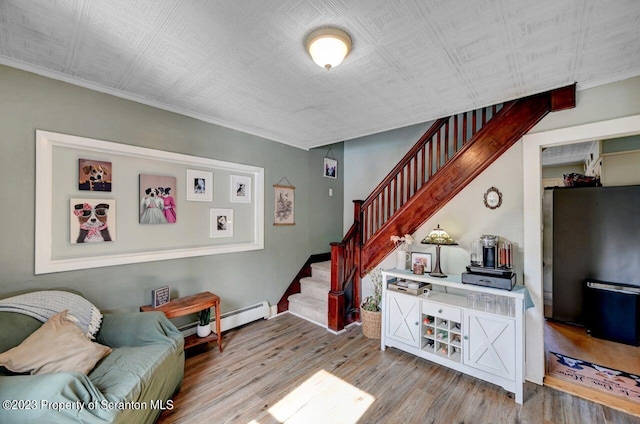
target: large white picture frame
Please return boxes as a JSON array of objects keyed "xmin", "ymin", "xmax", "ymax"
[{"xmin": 35, "ymin": 130, "xmax": 264, "ymax": 274}]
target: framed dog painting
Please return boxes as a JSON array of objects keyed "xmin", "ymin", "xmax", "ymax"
[
  {"xmin": 139, "ymin": 174, "xmax": 177, "ymax": 224},
  {"xmin": 70, "ymin": 198, "xmax": 116, "ymax": 243},
  {"xmin": 79, "ymin": 159, "xmax": 112, "ymax": 191}
]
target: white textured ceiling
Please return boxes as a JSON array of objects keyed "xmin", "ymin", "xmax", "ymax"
[
  {"xmin": 542, "ymin": 141, "xmax": 596, "ymax": 167},
  {"xmin": 1, "ymin": 0, "xmax": 640, "ymax": 150}
]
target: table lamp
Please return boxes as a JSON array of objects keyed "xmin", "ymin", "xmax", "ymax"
[{"xmin": 421, "ymin": 224, "xmax": 458, "ymax": 278}]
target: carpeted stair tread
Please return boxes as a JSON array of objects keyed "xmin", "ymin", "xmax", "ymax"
[
  {"xmin": 310, "ymin": 261, "xmax": 331, "ymax": 282},
  {"xmin": 300, "ymin": 277, "xmax": 330, "ymax": 301},
  {"xmin": 288, "ymin": 293, "xmax": 328, "ymax": 326}
]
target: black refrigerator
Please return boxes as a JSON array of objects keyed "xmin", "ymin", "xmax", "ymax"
[{"xmin": 551, "ymin": 185, "xmax": 640, "ymax": 325}]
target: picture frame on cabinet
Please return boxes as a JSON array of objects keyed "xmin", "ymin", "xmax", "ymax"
[{"xmin": 411, "ymin": 252, "xmax": 432, "ymax": 272}]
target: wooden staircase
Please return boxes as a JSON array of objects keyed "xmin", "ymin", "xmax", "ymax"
[{"xmin": 328, "ymin": 85, "xmax": 576, "ymax": 332}]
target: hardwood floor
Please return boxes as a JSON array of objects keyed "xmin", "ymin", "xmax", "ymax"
[
  {"xmin": 158, "ymin": 314, "xmax": 638, "ymax": 424},
  {"xmin": 544, "ymin": 319, "xmax": 640, "ymax": 418}
]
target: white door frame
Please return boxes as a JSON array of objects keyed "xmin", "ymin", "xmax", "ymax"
[{"xmin": 522, "ymin": 114, "xmax": 640, "ymax": 384}]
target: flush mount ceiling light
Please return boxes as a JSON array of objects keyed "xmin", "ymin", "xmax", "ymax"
[{"xmin": 306, "ymin": 27, "xmax": 352, "ymax": 70}]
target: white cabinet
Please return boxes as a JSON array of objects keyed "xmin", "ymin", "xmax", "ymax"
[
  {"xmin": 463, "ymin": 310, "xmax": 515, "ymax": 380},
  {"xmin": 386, "ymin": 291, "xmax": 421, "ymax": 348},
  {"xmin": 381, "ymin": 270, "xmax": 526, "ymax": 404}
]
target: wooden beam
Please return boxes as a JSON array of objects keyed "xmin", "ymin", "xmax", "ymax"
[{"xmin": 550, "ymin": 83, "xmax": 577, "ymax": 111}]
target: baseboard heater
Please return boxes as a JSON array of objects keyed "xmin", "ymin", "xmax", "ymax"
[{"xmin": 179, "ymin": 300, "xmax": 269, "ymax": 337}]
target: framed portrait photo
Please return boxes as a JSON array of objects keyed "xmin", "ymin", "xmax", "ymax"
[
  {"xmin": 186, "ymin": 169, "xmax": 213, "ymax": 202},
  {"xmin": 210, "ymin": 208, "xmax": 233, "ymax": 238},
  {"xmin": 411, "ymin": 252, "xmax": 432, "ymax": 272},
  {"xmin": 323, "ymin": 157, "xmax": 337, "ymax": 179},
  {"xmin": 230, "ymin": 175, "xmax": 252, "ymax": 203}
]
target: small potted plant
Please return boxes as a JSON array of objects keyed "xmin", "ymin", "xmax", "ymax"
[
  {"xmin": 361, "ymin": 268, "xmax": 382, "ymax": 339},
  {"xmin": 196, "ymin": 308, "xmax": 212, "ymax": 337}
]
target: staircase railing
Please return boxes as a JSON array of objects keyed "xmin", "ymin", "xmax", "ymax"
[
  {"xmin": 328, "ymin": 201, "xmax": 362, "ymax": 331},
  {"xmin": 327, "ymin": 85, "xmax": 576, "ymax": 332},
  {"xmin": 360, "ymin": 104, "xmax": 503, "ymax": 246},
  {"xmin": 327, "ymin": 104, "xmax": 503, "ymax": 332}
]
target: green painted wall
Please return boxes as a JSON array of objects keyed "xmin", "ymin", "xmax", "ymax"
[
  {"xmin": 0, "ymin": 65, "xmax": 344, "ymax": 314},
  {"xmin": 542, "ymin": 164, "xmax": 584, "ymax": 179},
  {"xmin": 602, "ymin": 135, "xmax": 640, "ymax": 153}
]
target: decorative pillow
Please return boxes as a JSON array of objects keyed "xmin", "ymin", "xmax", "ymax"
[{"xmin": 0, "ymin": 310, "xmax": 111, "ymax": 375}]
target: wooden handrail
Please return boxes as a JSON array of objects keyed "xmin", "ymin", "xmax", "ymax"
[
  {"xmin": 359, "ymin": 103, "xmax": 507, "ymax": 245},
  {"xmin": 327, "ymin": 85, "xmax": 576, "ymax": 332}
]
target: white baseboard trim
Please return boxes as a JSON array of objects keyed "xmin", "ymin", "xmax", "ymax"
[{"xmin": 178, "ymin": 300, "xmax": 269, "ymax": 336}]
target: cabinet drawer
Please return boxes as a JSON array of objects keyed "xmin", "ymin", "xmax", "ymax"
[{"xmin": 422, "ymin": 301, "xmax": 461, "ymax": 322}]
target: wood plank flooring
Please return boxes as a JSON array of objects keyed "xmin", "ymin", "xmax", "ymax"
[
  {"xmin": 544, "ymin": 320, "xmax": 640, "ymax": 418},
  {"xmin": 157, "ymin": 314, "xmax": 638, "ymax": 424}
]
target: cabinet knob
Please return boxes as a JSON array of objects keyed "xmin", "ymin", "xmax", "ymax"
[
  {"xmin": 438, "ymin": 309, "xmax": 443, "ymax": 314},
  {"xmin": 415, "ymin": 322, "xmax": 419, "ymax": 326},
  {"xmin": 463, "ymin": 335, "xmax": 469, "ymax": 340}
]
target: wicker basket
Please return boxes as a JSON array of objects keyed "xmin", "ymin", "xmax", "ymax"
[{"xmin": 361, "ymin": 308, "xmax": 381, "ymax": 339}]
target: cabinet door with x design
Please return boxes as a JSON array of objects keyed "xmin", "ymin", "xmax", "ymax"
[
  {"xmin": 463, "ymin": 310, "xmax": 515, "ymax": 380},
  {"xmin": 386, "ymin": 291, "xmax": 421, "ymax": 348}
]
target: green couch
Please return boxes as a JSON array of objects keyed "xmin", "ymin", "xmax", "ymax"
[{"xmin": 0, "ymin": 310, "xmax": 184, "ymax": 424}]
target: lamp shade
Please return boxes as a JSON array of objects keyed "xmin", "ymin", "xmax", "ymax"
[
  {"xmin": 306, "ymin": 27, "xmax": 352, "ymax": 70},
  {"xmin": 421, "ymin": 225, "xmax": 458, "ymax": 246}
]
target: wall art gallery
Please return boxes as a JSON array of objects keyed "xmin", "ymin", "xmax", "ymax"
[{"xmin": 35, "ymin": 130, "xmax": 264, "ymax": 274}]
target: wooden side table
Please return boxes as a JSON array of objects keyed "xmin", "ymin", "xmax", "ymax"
[{"xmin": 140, "ymin": 291, "xmax": 223, "ymax": 352}]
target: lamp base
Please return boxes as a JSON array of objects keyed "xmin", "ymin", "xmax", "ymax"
[{"xmin": 430, "ymin": 245, "xmax": 448, "ymax": 278}]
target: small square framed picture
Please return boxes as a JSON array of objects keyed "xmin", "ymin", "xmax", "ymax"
[
  {"xmin": 210, "ymin": 208, "xmax": 233, "ymax": 238},
  {"xmin": 323, "ymin": 157, "xmax": 337, "ymax": 179},
  {"xmin": 151, "ymin": 286, "xmax": 170, "ymax": 308},
  {"xmin": 230, "ymin": 175, "xmax": 252, "ymax": 203},
  {"xmin": 411, "ymin": 252, "xmax": 432, "ymax": 272},
  {"xmin": 186, "ymin": 169, "xmax": 213, "ymax": 202}
]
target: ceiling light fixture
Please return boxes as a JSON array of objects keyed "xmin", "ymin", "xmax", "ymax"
[{"xmin": 306, "ymin": 27, "xmax": 352, "ymax": 70}]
